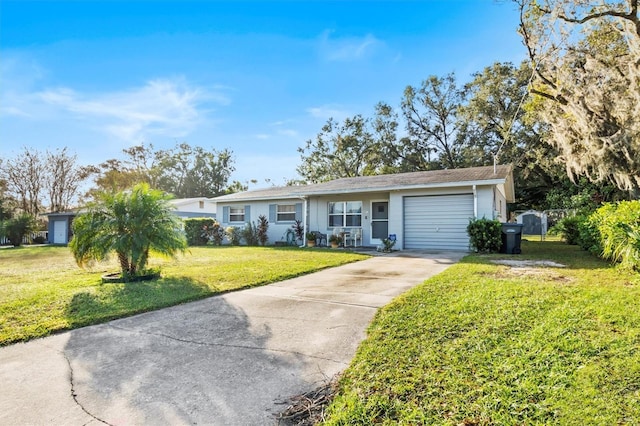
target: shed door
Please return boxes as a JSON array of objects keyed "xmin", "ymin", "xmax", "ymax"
[
  {"xmin": 404, "ymin": 194, "xmax": 474, "ymax": 250},
  {"xmin": 53, "ymin": 220, "xmax": 67, "ymax": 244}
]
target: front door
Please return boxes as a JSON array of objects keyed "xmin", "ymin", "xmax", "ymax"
[{"xmin": 370, "ymin": 201, "xmax": 389, "ymax": 245}]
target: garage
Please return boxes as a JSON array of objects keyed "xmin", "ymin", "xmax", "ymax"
[{"xmin": 404, "ymin": 194, "xmax": 474, "ymax": 250}]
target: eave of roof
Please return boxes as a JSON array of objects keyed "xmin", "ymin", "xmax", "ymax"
[{"xmin": 214, "ymin": 165, "xmax": 514, "ymax": 203}]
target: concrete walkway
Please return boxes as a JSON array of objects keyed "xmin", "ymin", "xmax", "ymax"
[{"xmin": 0, "ymin": 251, "xmax": 464, "ymax": 425}]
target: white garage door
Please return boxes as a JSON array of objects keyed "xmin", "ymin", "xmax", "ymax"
[
  {"xmin": 404, "ymin": 194, "xmax": 474, "ymax": 250},
  {"xmin": 53, "ymin": 220, "xmax": 67, "ymax": 244}
]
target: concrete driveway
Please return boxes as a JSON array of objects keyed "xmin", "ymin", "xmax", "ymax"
[{"xmin": 0, "ymin": 251, "xmax": 464, "ymax": 425}]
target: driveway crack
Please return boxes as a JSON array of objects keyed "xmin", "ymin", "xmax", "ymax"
[
  {"xmin": 61, "ymin": 351, "xmax": 114, "ymax": 426},
  {"xmin": 107, "ymin": 324, "xmax": 348, "ymax": 366}
]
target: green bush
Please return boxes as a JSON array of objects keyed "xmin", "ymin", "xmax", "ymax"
[
  {"xmin": 578, "ymin": 211, "xmax": 604, "ymax": 255},
  {"xmin": 241, "ymin": 222, "xmax": 259, "ymax": 246},
  {"xmin": 2, "ymin": 214, "xmax": 36, "ymax": 247},
  {"xmin": 466, "ymin": 218, "xmax": 502, "ymax": 253},
  {"xmin": 202, "ymin": 220, "xmax": 225, "ymax": 246},
  {"xmin": 596, "ymin": 200, "xmax": 640, "ymax": 270},
  {"xmin": 552, "ymin": 215, "xmax": 584, "ymax": 245},
  {"xmin": 183, "ymin": 218, "xmax": 216, "ymax": 246},
  {"xmin": 32, "ymin": 235, "xmax": 47, "ymax": 244},
  {"xmin": 225, "ymin": 226, "xmax": 241, "ymax": 246}
]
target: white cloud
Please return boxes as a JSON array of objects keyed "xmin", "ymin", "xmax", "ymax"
[
  {"xmin": 306, "ymin": 104, "xmax": 350, "ymax": 121},
  {"xmin": 277, "ymin": 129, "xmax": 299, "ymax": 138},
  {"xmin": 35, "ymin": 78, "xmax": 225, "ymax": 141},
  {"xmin": 0, "ymin": 106, "xmax": 32, "ymax": 118},
  {"xmin": 318, "ymin": 30, "xmax": 382, "ymax": 62}
]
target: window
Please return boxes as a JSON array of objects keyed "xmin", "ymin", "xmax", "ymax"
[
  {"xmin": 199, "ymin": 201, "xmax": 204, "ymax": 209},
  {"xmin": 328, "ymin": 201, "xmax": 362, "ymax": 228},
  {"xmin": 277, "ymin": 204, "xmax": 296, "ymax": 222},
  {"xmin": 229, "ymin": 207, "xmax": 245, "ymax": 222}
]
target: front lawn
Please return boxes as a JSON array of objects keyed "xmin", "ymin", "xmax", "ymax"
[
  {"xmin": 324, "ymin": 240, "xmax": 640, "ymax": 425},
  {"xmin": 0, "ymin": 245, "xmax": 367, "ymax": 346}
]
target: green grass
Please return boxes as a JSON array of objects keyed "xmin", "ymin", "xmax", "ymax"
[
  {"xmin": 0, "ymin": 245, "xmax": 367, "ymax": 345},
  {"xmin": 324, "ymin": 240, "xmax": 640, "ymax": 425}
]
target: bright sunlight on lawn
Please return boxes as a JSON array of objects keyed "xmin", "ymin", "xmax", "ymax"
[
  {"xmin": 0, "ymin": 245, "xmax": 367, "ymax": 345},
  {"xmin": 324, "ymin": 240, "xmax": 640, "ymax": 425}
]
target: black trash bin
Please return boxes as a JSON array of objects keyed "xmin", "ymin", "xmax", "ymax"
[{"xmin": 500, "ymin": 223, "xmax": 523, "ymax": 254}]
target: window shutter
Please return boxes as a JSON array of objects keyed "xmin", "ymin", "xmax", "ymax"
[
  {"xmin": 269, "ymin": 204, "xmax": 276, "ymax": 222},
  {"xmin": 223, "ymin": 206, "xmax": 230, "ymax": 223},
  {"xmin": 295, "ymin": 203, "xmax": 303, "ymax": 221},
  {"xmin": 244, "ymin": 205, "xmax": 251, "ymax": 223}
]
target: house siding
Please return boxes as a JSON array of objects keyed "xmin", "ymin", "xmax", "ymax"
[
  {"xmin": 308, "ymin": 192, "xmax": 389, "ymax": 246},
  {"xmin": 217, "ymin": 199, "xmax": 303, "ymax": 245}
]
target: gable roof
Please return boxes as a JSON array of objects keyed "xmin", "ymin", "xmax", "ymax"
[{"xmin": 215, "ymin": 164, "xmax": 515, "ymax": 202}]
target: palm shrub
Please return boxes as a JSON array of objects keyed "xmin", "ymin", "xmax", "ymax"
[
  {"xmin": 467, "ymin": 218, "xmax": 502, "ymax": 253},
  {"xmin": 70, "ymin": 183, "xmax": 187, "ymax": 280}
]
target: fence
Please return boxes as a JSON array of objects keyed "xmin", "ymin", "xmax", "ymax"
[
  {"xmin": 512, "ymin": 209, "xmax": 574, "ymax": 241},
  {"xmin": 0, "ymin": 231, "xmax": 48, "ymax": 246}
]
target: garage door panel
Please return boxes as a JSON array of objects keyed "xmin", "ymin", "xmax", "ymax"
[{"xmin": 404, "ymin": 194, "xmax": 473, "ymax": 250}]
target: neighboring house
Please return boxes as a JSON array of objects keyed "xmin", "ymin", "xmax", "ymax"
[
  {"xmin": 214, "ymin": 165, "xmax": 515, "ymax": 250},
  {"xmin": 170, "ymin": 198, "xmax": 217, "ymax": 218},
  {"xmin": 46, "ymin": 212, "xmax": 77, "ymax": 244},
  {"xmin": 45, "ymin": 197, "xmax": 216, "ymax": 245}
]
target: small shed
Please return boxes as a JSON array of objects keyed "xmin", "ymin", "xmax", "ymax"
[
  {"xmin": 47, "ymin": 212, "xmax": 77, "ymax": 244},
  {"xmin": 516, "ymin": 210, "xmax": 548, "ymax": 236}
]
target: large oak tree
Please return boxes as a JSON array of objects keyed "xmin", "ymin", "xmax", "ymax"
[{"xmin": 517, "ymin": 0, "xmax": 640, "ymax": 194}]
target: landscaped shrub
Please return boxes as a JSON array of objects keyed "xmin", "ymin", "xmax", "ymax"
[
  {"xmin": 256, "ymin": 215, "xmax": 269, "ymax": 246},
  {"xmin": 578, "ymin": 212, "xmax": 604, "ymax": 255},
  {"xmin": 32, "ymin": 235, "xmax": 47, "ymax": 244},
  {"xmin": 183, "ymin": 218, "xmax": 216, "ymax": 246},
  {"xmin": 2, "ymin": 214, "xmax": 36, "ymax": 247},
  {"xmin": 466, "ymin": 218, "xmax": 502, "ymax": 253},
  {"xmin": 552, "ymin": 215, "xmax": 584, "ymax": 245},
  {"xmin": 595, "ymin": 200, "xmax": 640, "ymax": 270},
  {"xmin": 225, "ymin": 226, "xmax": 241, "ymax": 246},
  {"xmin": 241, "ymin": 222, "xmax": 259, "ymax": 246},
  {"xmin": 292, "ymin": 219, "xmax": 304, "ymax": 243},
  {"xmin": 202, "ymin": 220, "xmax": 225, "ymax": 246}
]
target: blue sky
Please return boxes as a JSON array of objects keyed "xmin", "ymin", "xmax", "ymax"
[{"xmin": 0, "ymin": 1, "xmax": 526, "ymax": 189}]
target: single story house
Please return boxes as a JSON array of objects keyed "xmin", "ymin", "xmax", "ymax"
[
  {"xmin": 170, "ymin": 197, "xmax": 217, "ymax": 219},
  {"xmin": 213, "ymin": 164, "xmax": 515, "ymax": 251}
]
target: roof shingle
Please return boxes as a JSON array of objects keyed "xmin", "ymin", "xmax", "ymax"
[{"xmin": 215, "ymin": 164, "xmax": 513, "ymax": 202}]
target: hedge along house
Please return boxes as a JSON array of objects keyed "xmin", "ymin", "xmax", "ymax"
[{"xmin": 214, "ymin": 165, "xmax": 515, "ymax": 251}]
